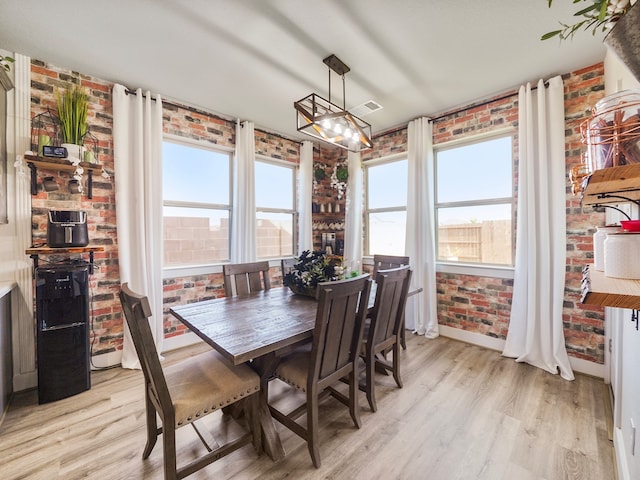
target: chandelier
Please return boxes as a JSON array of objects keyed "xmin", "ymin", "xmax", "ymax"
[{"xmin": 294, "ymin": 54, "xmax": 373, "ymax": 152}]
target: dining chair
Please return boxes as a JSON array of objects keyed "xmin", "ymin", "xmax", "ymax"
[
  {"xmin": 371, "ymin": 254, "xmax": 410, "ymax": 277},
  {"xmin": 372, "ymin": 254, "xmax": 410, "ymax": 349},
  {"xmin": 281, "ymin": 257, "xmax": 297, "ymax": 277},
  {"xmin": 223, "ymin": 260, "xmax": 271, "ymax": 297},
  {"xmin": 119, "ymin": 283, "xmax": 262, "ymax": 480},
  {"xmin": 361, "ymin": 266, "xmax": 412, "ymax": 412},
  {"xmin": 267, "ymin": 274, "xmax": 372, "ymax": 468}
]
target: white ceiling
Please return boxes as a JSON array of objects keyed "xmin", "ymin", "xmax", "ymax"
[{"xmin": 0, "ymin": 0, "xmax": 606, "ymax": 142}]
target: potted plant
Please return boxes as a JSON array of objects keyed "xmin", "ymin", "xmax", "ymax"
[
  {"xmin": 542, "ymin": 0, "xmax": 640, "ymax": 81},
  {"xmin": 55, "ymin": 84, "xmax": 89, "ymax": 161},
  {"xmin": 283, "ymin": 250, "xmax": 344, "ymax": 297}
]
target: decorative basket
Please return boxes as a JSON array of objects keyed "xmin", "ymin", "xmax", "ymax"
[{"xmin": 288, "ymin": 284, "xmax": 317, "ymax": 299}]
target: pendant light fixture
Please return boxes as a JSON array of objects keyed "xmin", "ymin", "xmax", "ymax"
[{"xmin": 294, "ymin": 54, "xmax": 373, "ymax": 152}]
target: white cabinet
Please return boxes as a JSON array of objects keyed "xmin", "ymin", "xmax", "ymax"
[{"xmin": 603, "ymin": 49, "xmax": 640, "ymax": 480}]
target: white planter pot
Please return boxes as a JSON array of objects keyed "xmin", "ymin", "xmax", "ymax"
[{"xmin": 61, "ymin": 143, "xmax": 85, "ymax": 163}]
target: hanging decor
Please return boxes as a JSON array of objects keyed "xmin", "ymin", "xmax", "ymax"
[{"xmin": 294, "ymin": 54, "xmax": 373, "ymax": 152}]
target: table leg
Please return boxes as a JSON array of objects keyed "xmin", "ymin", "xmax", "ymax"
[{"xmin": 252, "ymin": 354, "xmax": 286, "ymax": 462}]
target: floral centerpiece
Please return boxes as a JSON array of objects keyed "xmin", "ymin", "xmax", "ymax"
[{"xmin": 283, "ymin": 250, "xmax": 344, "ymax": 298}]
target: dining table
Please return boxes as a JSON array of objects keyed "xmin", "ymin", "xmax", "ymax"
[
  {"xmin": 170, "ymin": 287, "xmax": 321, "ymax": 461},
  {"xmin": 169, "ymin": 281, "xmax": 421, "ymax": 461}
]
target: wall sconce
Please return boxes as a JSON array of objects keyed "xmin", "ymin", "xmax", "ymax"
[
  {"xmin": 68, "ymin": 179, "xmax": 83, "ymax": 194},
  {"xmin": 43, "ymin": 176, "xmax": 59, "ymax": 192}
]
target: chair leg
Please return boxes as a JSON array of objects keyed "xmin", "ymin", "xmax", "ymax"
[
  {"xmin": 365, "ymin": 351, "xmax": 377, "ymax": 413},
  {"xmin": 307, "ymin": 394, "xmax": 321, "ymax": 468},
  {"xmin": 349, "ymin": 369, "xmax": 362, "ymax": 428},
  {"xmin": 162, "ymin": 424, "xmax": 178, "ymax": 480},
  {"xmin": 143, "ymin": 391, "xmax": 159, "ymax": 459},
  {"xmin": 392, "ymin": 343, "xmax": 403, "ymax": 388}
]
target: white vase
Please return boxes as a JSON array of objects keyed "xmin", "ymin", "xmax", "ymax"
[{"xmin": 61, "ymin": 143, "xmax": 85, "ymax": 162}]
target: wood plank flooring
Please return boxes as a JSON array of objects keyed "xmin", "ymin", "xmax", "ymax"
[{"xmin": 0, "ymin": 335, "xmax": 615, "ymax": 479}]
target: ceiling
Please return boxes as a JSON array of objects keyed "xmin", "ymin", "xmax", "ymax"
[{"xmin": 0, "ymin": 0, "xmax": 606, "ymax": 143}]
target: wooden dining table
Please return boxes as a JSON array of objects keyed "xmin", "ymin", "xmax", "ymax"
[
  {"xmin": 170, "ymin": 287, "xmax": 320, "ymax": 461},
  {"xmin": 169, "ymin": 282, "xmax": 421, "ymax": 461}
]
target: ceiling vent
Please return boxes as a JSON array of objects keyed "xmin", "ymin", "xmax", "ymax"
[{"xmin": 349, "ymin": 100, "xmax": 383, "ymax": 117}]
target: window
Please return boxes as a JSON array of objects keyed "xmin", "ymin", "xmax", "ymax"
[
  {"xmin": 162, "ymin": 139, "xmax": 232, "ymax": 268},
  {"xmin": 364, "ymin": 157, "xmax": 408, "ymax": 256},
  {"xmin": 255, "ymin": 157, "xmax": 295, "ymax": 259},
  {"xmin": 435, "ymin": 134, "xmax": 514, "ymax": 266}
]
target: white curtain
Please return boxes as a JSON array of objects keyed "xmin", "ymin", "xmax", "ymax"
[
  {"xmin": 406, "ymin": 117, "xmax": 439, "ymax": 338},
  {"xmin": 343, "ymin": 150, "xmax": 363, "ymax": 271},
  {"xmin": 113, "ymin": 84, "xmax": 164, "ymax": 369},
  {"xmin": 502, "ymin": 76, "xmax": 574, "ymax": 381},
  {"xmin": 231, "ymin": 120, "xmax": 256, "ymax": 263},
  {"xmin": 298, "ymin": 141, "xmax": 314, "ymax": 254}
]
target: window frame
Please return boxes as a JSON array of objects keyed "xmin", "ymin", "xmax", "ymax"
[
  {"xmin": 363, "ymin": 153, "xmax": 408, "ymax": 257},
  {"xmin": 434, "ymin": 129, "xmax": 515, "ymax": 277},
  {"xmin": 162, "ymin": 134, "xmax": 234, "ymax": 277},
  {"xmin": 254, "ymin": 154, "xmax": 297, "ymax": 260}
]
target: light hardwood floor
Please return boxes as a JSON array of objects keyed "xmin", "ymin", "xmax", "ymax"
[{"xmin": 0, "ymin": 335, "xmax": 615, "ymax": 480}]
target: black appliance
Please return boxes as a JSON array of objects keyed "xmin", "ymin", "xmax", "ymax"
[
  {"xmin": 47, "ymin": 210, "xmax": 89, "ymax": 247},
  {"xmin": 36, "ymin": 263, "xmax": 90, "ymax": 404}
]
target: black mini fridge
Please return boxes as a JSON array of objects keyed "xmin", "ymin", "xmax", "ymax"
[{"xmin": 36, "ymin": 263, "xmax": 90, "ymax": 404}]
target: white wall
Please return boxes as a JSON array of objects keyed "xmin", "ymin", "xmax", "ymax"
[
  {"xmin": 0, "ymin": 48, "xmax": 18, "ymax": 283},
  {"xmin": 603, "ymin": 48, "xmax": 640, "ymax": 480}
]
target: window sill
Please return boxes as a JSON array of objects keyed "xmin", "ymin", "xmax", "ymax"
[{"xmin": 436, "ymin": 262, "xmax": 514, "ymax": 279}]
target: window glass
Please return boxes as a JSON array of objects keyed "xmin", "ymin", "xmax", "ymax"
[
  {"xmin": 365, "ymin": 158, "xmax": 408, "ymax": 255},
  {"xmin": 436, "ymin": 136, "xmax": 512, "ymax": 203},
  {"xmin": 163, "ymin": 141, "xmax": 229, "ymax": 204},
  {"xmin": 162, "ymin": 139, "xmax": 232, "ymax": 267},
  {"xmin": 255, "ymin": 159, "xmax": 295, "ymax": 259},
  {"xmin": 435, "ymin": 135, "xmax": 514, "ymax": 266}
]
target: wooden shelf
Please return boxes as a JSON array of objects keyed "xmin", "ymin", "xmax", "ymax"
[
  {"xmin": 26, "ymin": 246, "xmax": 104, "ymax": 274},
  {"xmin": 24, "ymin": 154, "xmax": 104, "ymax": 199},
  {"xmin": 25, "ymin": 246, "xmax": 104, "ymax": 255},
  {"xmin": 581, "ymin": 164, "xmax": 640, "ymax": 206},
  {"xmin": 581, "ymin": 264, "xmax": 640, "ymax": 310}
]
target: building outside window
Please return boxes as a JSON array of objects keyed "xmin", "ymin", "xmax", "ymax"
[
  {"xmin": 435, "ymin": 133, "xmax": 514, "ymax": 266},
  {"xmin": 162, "ymin": 138, "xmax": 232, "ymax": 268},
  {"xmin": 364, "ymin": 156, "xmax": 408, "ymax": 256},
  {"xmin": 255, "ymin": 157, "xmax": 295, "ymax": 259}
]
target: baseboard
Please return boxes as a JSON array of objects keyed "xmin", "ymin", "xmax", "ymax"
[
  {"xmin": 90, "ymin": 349, "xmax": 122, "ymax": 370},
  {"xmin": 568, "ymin": 356, "xmax": 605, "ymax": 378},
  {"xmin": 12, "ymin": 370, "xmax": 36, "ymax": 392},
  {"xmin": 614, "ymin": 426, "xmax": 630, "ymax": 480},
  {"xmin": 89, "ymin": 332, "xmax": 202, "ymax": 370},
  {"xmin": 438, "ymin": 325, "xmax": 605, "ymax": 378},
  {"xmin": 438, "ymin": 325, "xmax": 506, "ymax": 352},
  {"xmin": 162, "ymin": 331, "xmax": 201, "ymax": 352}
]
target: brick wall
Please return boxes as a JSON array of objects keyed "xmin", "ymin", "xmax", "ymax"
[{"xmin": 29, "ymin": 60, "xmax": 121, "ymax": 356}]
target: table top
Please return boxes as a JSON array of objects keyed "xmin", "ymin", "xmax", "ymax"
[{"xmin": 170, "ymin": 288, "xmax": 319, "ymax": 365}]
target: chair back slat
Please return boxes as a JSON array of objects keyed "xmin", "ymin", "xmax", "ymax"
[
  {"xmin": 223, "ymin": 261, "xmax": 271, "ymax": 297},
  {"xmin": 371, "ymin": 266, "xmax": 412, "ymax": 346},
  {"xmin": 372, "ymin": 254, "xmax": 410, "ymax": 278},
  {"xmin": 310, "ymin": 274, "xmax": 371, "ymax": 385},
  {"xmin": 281, "ymin": 257, "xmax": 297, "ymax": 277},
  {"xmin": 119, "ymin": 283, "xmax": 173, "ymax": 414}
]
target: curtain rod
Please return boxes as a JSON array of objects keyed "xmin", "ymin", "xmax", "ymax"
[
  {"xmin": 124, "ymin": 88, "xmax": 301, "ymax": 145},
  {"xmin": 375, "ymin": 81, "xmax": 549, "ymax": 138}
]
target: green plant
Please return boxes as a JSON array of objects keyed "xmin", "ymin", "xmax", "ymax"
[
  {"xmin": 283, "ymin": 250, "xmax": 343, "ymax": 292},
  {"xmin": 55, "ymin": 85, "xmax": 89, "ymax": 145},
  {"xmin": 0, "ymin": 55, "xmax": 14, "ymax": 72},
  {"xmin": 542, "ymin": 0, "xmax": 636, "ymax": 40}
]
